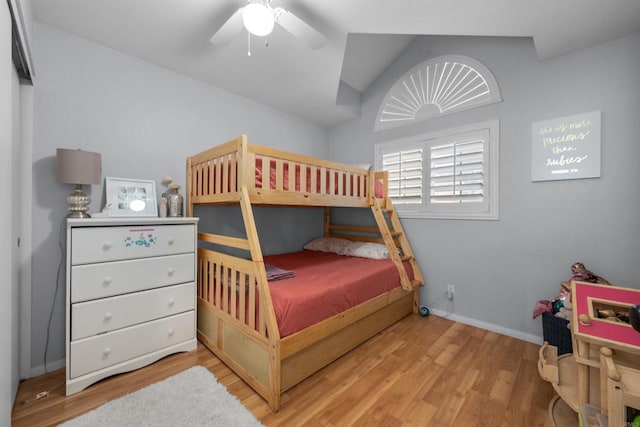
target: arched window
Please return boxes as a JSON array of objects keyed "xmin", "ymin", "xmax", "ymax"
[{"xmin": 375, "ymin": 55, "xmax": 501, "ymax": 131}]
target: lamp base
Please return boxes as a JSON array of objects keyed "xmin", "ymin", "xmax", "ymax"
[
  {"xmin": 66, "ymin": 184, "xmax": 92, "ymax": 218},
  {"xmin": 66, "ymin": 211, "xmax": 92, "ymax": 219}
]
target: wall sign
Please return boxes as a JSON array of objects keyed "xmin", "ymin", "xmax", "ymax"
[{"xmin": 531, "ymin": 111, "xmax": 601, "ymax": 181}]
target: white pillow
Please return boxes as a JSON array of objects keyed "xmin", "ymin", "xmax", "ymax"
[
  {"xmin": 337, "ymin": 241, "xmax": 390, "ymax": 260},
  {"xmin": 303, "ymin": 237, "xmax": 350, "ymax": 254}
]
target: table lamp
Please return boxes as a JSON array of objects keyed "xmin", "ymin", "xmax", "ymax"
[{"xmin": 56, "ymin": 148, "xmax": 102, "ymax": 218}]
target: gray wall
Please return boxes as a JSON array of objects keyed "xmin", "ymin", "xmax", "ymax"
[
  {"xmin": 31, "ymin": 23, "xmax": 328, "ymax": 371},
  {"xmin": 195, "ymin": 205, "xmax": 324, "ymax": 257},
  {"xmin": 1, "ymin": 3, "xmax": 12, "ymax": 422},
  {"xmin": 328, "ymin": 34, "xmax": 640, "ymax": 341},
  {"xmin": 26, "ymin": 21, "xmax": 640, "ymax": 374},
  {"xmin": 3, "ymin": 0, "xmax": 25, "ymax": 421}
]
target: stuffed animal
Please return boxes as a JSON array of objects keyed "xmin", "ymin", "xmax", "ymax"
[
  {"xmin": 570, "ymin": 262, "xmax": 610, "ymax": 285},
  {"xmin": 561, "ymin": 262, "xmax": 610, "ymax": 293}
]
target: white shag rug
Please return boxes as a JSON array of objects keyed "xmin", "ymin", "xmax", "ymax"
[{"xmin": 60, "ymin": 366, "xmax": 263, "ymax": 427}]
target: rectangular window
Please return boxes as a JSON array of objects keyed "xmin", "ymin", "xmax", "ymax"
[{"xmin": 375, "ymin": 120, "xmax": 499, "ymax": 220}]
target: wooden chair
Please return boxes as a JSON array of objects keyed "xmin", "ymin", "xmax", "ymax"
[{"xmin": 600, "ymin": 347, "xmax": 640, "ymax": 426}]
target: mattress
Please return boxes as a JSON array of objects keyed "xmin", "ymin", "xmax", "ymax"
[{"xmin": 264, "ymin": 250, "xmax": 413, "ymax": 337}]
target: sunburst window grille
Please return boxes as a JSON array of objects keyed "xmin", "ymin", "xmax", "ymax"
[{"xmin": 375, "ymin": 55, "xmax": 501, "ymax": 131}]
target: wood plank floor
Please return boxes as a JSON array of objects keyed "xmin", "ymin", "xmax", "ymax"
[{"xmin": 12, "ymin": 314, "xmax": 556, "ymax": 426}]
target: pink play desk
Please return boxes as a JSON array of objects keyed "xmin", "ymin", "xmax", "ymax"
[{"xmin": 571, "ymin": 280, "xmax": 640, "ymax": 406}]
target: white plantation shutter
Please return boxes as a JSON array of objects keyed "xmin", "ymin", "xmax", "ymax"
[
  {"xmin": 375, "ymin": 120, "xmax": 498, "ymax": 220},
  {"xmin": 382, "ymin": 148, "xmax": 423, "ymax": 205},
  {"xmin": 429, "ymin": 134, "xmax": 486, "ymax": 206}
]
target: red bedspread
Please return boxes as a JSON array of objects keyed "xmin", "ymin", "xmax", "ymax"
[{"xmin": 264, "ymin": 251, "xmax": 413, "ymax": 338}]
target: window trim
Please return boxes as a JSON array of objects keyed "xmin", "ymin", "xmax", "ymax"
[{"xmin": 375, "ymin": 120, "xmax": 499, "ymax": 220}]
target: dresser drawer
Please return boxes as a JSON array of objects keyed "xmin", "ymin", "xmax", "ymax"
[
  {"xmin": 71, "ymin": 224, "xmax": 195, "ymax": 265},
  {"xmin": 71, "ymin": 253, "xmax": 194, "ymax": 303},
  {"xmin": 69, "ymin": 311, "xmax": 195, "ymax": 379},
  {"xmin": 71, "ymin": 282, "xmax": 194, "ymax": 340}
]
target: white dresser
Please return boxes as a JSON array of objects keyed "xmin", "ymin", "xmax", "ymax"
[{"xmin": 65, "ymin": 217, "xmax": 199, "ymax": 395}]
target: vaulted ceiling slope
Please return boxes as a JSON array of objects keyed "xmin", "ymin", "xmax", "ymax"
[{"xmin": 32, "ymin": 0, "xmax": 640, "ymax": 127}]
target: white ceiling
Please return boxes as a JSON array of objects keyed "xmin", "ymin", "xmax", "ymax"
[{"xmin": 32, "ymin": 0, "xmax": 640, "ymax": 127}]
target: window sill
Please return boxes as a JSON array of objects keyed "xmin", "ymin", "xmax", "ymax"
[{"xmin": 396, "ymin": 211, "xmax": 499, "ymax": 221}]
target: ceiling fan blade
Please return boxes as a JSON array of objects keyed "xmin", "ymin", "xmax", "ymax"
[
  {"xmin": 209, "ymin": 7, "xmax": 245, "ymax": 45},
  {"xmin": 274, "ymin": 8, "xmax": 326, "ymax": 50}
]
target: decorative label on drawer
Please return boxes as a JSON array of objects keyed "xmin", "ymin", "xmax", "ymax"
[{"xmin": 124, "ymin": 228, "xmax": 157, "ymax": 248}]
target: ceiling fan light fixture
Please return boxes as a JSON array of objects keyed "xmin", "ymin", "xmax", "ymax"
[{"xmin": 242, "ymin": 2, "xmax": 275, "ymax": 37}]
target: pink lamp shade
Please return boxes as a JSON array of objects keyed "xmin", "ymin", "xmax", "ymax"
[{"xmin": 56, "ymin": 148, "xmax": 102, "ymax": 185}]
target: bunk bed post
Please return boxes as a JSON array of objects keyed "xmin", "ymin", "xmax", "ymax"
[
  {"xmin": 186, "ymin": 156, "xmax": 193, "ymax": 217},
  {"xmin": 237, "ymin": 135, "xmax": 249, "ymax": 190},
  {"xmin": 367, "ymin": 170, "xmax": 375, "ymax": 206},
  {"xmin": 324, "ymin": 207, "xmax": 330, "ymax": 237}
]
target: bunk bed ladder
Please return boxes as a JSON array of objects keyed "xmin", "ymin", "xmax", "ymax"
[
  {"xmin": 371, "ymin": 198, "xmax": 424, "ymax": 292},
  {"xmin": 238, "ymin": 186, "xmax": 282, "ymax": 411}
]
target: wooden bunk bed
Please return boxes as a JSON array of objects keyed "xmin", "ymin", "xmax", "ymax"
[{"xmin": 186, "ymin": 135, "xmax": 424, "ymax": 411}]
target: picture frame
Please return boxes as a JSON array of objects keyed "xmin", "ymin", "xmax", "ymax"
[{"xmin": 105, "ymin": 177, "xmax": 158, "ymax": 217}]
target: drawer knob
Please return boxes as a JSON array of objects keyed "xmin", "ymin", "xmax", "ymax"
[
  {"xmin": 103, "ymin": 347, "xmax": 112, "ymax": 356},
  {"xmin": 168, "ymin": 298, "xmax": 175, "ymax": 306},
  {"xmin": 103, "ymin": 241, "xmax": 112, "ymax": 250},
  {"xmin": 168, "ymin": 238, "xmax": 175, "ymax": 245},
  {"xmin": 167, "ymin": 267, "xmax": 175, "ymax": 276},
  {"xmin": 104, "ymin": 312, "xmax": 113, "ymax": 321},
  {"xmin": 103, "ymin": 277, "xmax": 112, "ymax": 286},
  {"xmin": 167, "ymin": 329, "xmax": 175, "ymax": 337}
]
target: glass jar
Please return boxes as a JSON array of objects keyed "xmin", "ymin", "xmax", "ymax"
[
  {"xmin": 159, "ymin": 193, "xmax": 168, "ymax": 217},
  {"xmin": 166, "ymin": 183, "xmax": 183, "ymax": 217}
]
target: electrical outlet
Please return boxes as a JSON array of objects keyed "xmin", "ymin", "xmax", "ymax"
[{"xmin": 447, "ymin": 285, "xmax": 455, "ymax": 300}]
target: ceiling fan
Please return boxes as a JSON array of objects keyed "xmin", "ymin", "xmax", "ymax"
[{"xmin": 210, "ymin": 0, "xmax": 327, "ymax": 51}]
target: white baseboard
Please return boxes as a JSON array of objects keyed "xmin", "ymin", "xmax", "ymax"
[
  {"xmin": 428, "ymin": 308, "xmax": 543, "ymax": 345},
  {"xmin": 28, "ymin": 358, "xmax": 65, "ymax": 378}
]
